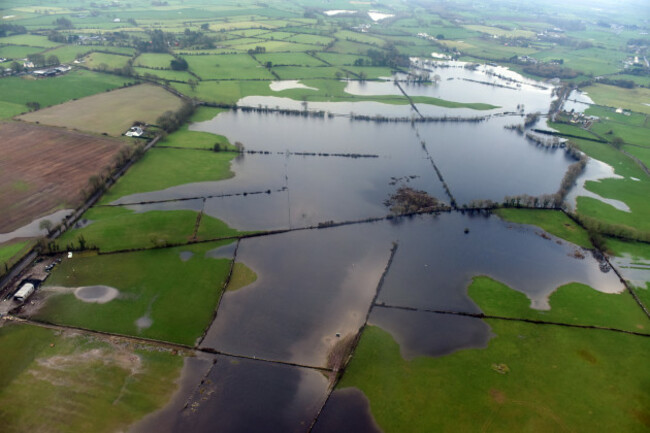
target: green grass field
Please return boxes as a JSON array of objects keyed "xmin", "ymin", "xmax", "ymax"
[
  {"xmin": 339, "ymin": 322, "xmax": 650, "ymax": 432},
  {"xmin": 41, "ymin": 45, "xmax": 92, "ymax": 63},
  {"xmin": 134, "ymin": 53, "xmax": 176, "ymax": 69},
  {"xmin": 156, "ymin": 108, "xmax": 231, "ymax": 150},
  {"xmin": 468, "ymin": 276, "xmax": 647, "ymax": 333},
  {"xmin": 0, "ymin": 70, "xmax": 133, "ymax": 119},
  {"xmin": 548, "ymin": 125, "xmax": 650, "ymax": 236},
  {"xmin": 183, "ymin": 54, "xmax": 274, "ymax": 80},
  {"xmin": 84, "ymin": 52, "xmax": 131, "ymax": 70},
  {"xmin": 0, "ymin": 44, "xmax": 45, "ymax": 60},
  {"xmin": 99, "ymin": 147, "xmax": 235, "ymax": 203},
  {"xmin": 0, "ymin": 34, "xmax": 60, "ymax": 48},
  {"xmin": 0, "ymin": 240, "xmax": 32, "ymax": 276},
  {"xmin": 133, "ymin": 67, "xmax": 194, "ymax": 82},
  {"xmin": 56, "ymin": 207, "xmax": 197, "ymax": 252},
  {"xmin": 464, "ymin": 25, "xmax": 536, "ymax": 39},
  {"xmin": 19, "ymin": 84, "xmax": 183, "ymax": 135},
  {"xmin": 0, "ymin": 323, "xmax": 183, "ymax": 433},
  {"xmin": 584, "ymin": 84, "xmax": 650, "ymax": 115},
  {"xmin": 0, "ymin": 240, "xmax": 30, "ymax": 266},
  {"xmin": 494, "ymin": 208, "xmax": 593, "ymax": 248},
  {"xmin": 226, "ymin": 262, "xmax": 257, "ymax": 292},
  {"xmin": 37, "ymin": 241, "xmax": 234, "ymax": 344}
]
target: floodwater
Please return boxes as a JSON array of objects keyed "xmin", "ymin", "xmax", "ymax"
[
  {"xmin": 565, "ymin": 158, "xmax": 628, "ymax": 212},
  {"xmin": 201, "ymin": 223, "xmax": 394, "ymax": 368},
  {"xmin": 0, "ymin": 208, "xmax": 73, "ymax": 244},
  {"xmin": 191, "ymin": 110, "xmax": 572, "ymax": 208},
  {"xmin": 369, "ymin": 306, "xmax": 493, "ymax": 359},
  {"xmin": 610, "ymin": 254, "xmax": 650, "ymax": 289},
  {"xmin": 345, "ymin": 65, "xmax": 553, "ymax": 113},
  {"xmin": 270, "ymin": 80, "xmax": 318, "ymax": 91},
  {"xmin": 376, "ymin": 214, "xmax": 623, "ymax": 311},
  {"xmin": 368, "ymin": 11, "xmax": 394, "ymax": 21},
  {"xmin": 133, "ymin": 355, "xmax": 328, "ymax": 433},
  {"xmin": 105, "ymin": 63, "xmax": 633, "ymax": 431},
  {"xmin": 312, "ymin": 387, "xmax": 383, "ymax": 433},
  {"xmin": 204, "ymin": 241, "xmax": 237, "ymax": 259}
]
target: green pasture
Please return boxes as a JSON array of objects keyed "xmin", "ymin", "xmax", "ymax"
[
  {"xmin": 84, "ymin": 52, "xmax": 131, "ymax": 70},
  {"xmin": 339, "ymin": 322, "xmax": 650, "ymax": 433},
  {"xmin": 229, "ymin": 40, "xmax": 316, "ymax": 53},
  {"xmin": 254, "ymin": 52, "xmax": 326, "ymax": 66},
  {"xmin": 0, "ymin": 44, "xmax": 45, "ymax": 60},
  {"xmin": 590, "ymin": 121, "xmax": 649, "ymax": 148},
  {"xmin": 570, "ymin": 136, "xmax": 650, "ymax": 233},
  {"xmin": 183, "ymin": 53, "xmax": 274, "ymax": 80},
  {"xmin": 0, "ymin": 70, "xmax": 133, "ymax": 118},
  {"xmin": 56, "ymin": 207, "xmax": 197, "ymax": 252},
  {"xmin": 134, "ymin": 67, "xmax": 194, "ymax": 82},
  {"xmin": 532, "ymin": 46, "xmax": 626, "ymax": 76},
  {"xmin": 585, "ymin": 106, "xmax": 647, "ymax": 127},
  {"xmin": 99, "ymin": 147, "xmax": 235, "ymax": 203},
  {"xmin": 463, "ymin": 25, "xmax": 536, "ymax": 39},
  {"xmin": 38, "ymin": 241, "xmax": 235, "ymax": 345},
  {"xmin": 468, "ymin": 276, "xmax": 647, "ymax": 333},
  {"xmin": 41, "ymin": 44, "xmax": 91, "ymax": 63},
  {"xmin": 0, "ymin": 240, "xmax": 32, "ymax": 275},
  {"xmin": 273, "ymin": 65, "xmax": 344, "ymax": 79},
  {"xmin": 226, "ymin": 262, "xmax": 258, "ymax": 292},
  {"xmin": 284, "ymin": 33, "xmax": 334, "ymax": 46},
  {"xmin": 134, "ymin": 53, "xmax": 176, "ymax": 68},
  {"xmin": 494, "ymin": 208, "xmax": 593, "ymax": 249},
  {"xmin": 623, "ymin": 146, "xmax": 650, "ymax": 170},
  {"xmin": 156, "ymin": 108, "xmax": 231, "ymax": 150},
  {"xmin": 0, "ymin": 323, "xmax": 183, "ymax": 433},
  {"xmin": 584, "ymin": 84, "xmax": 650, "ymax": 115},
  {"xmin": 0, "ymin": 34, "xmax": 60, "ymax": 48}
]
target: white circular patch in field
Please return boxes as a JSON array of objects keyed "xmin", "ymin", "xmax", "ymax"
[{"xmin": 74, "ymin": 285, "xmax": 119, "ymax": 303}]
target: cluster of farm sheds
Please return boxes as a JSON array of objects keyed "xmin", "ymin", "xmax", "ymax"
[{"xmin": 0, "ymin": 57, "xmax": 72, "ymax": 77}]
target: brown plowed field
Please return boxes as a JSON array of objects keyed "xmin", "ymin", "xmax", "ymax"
[{"xmin": 0, "ymin": 122, "xmax": 126, "ymax": 233}]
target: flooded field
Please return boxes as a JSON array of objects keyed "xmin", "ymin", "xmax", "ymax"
[
  {"xmin": 201, "ymin": 223, "xmax": 394, "ymax": 367},
  {"xmin": 132, "ymin": 355, "xmax": 328, "ymax": 433},
  {"xmin": 376, "ymin": 214, "xmax": 622, "ymax": 311},
  {"xmin": 6, "ymin": 54, "xmax": 646, "ymax": 433}
]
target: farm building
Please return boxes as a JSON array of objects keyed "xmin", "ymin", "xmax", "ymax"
[
  {"xmin": 125, "ymin": 126, "xmax": 144, "ymax": 137},
  {"xmin": 14, "ymin": 282, "xmax": 35, "ymax": 303}
]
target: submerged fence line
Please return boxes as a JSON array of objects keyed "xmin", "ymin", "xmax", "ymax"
[
  {"xmin": 307, "ymin": 242, "xmax": 400, "ymax": 433},
  {"xmin": 373, "ymin": 304, "xmax": 650, "ymax": 337}
]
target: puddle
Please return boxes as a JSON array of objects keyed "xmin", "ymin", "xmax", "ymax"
[
  {"xmin": 270, "ymin": 80, "xmax": 317, "ymax": 91},
  {"xmin": 312, "ymin": 387, "xmax": 382, "ymax": 433},
  {"xmin": 74, "ymin": 285, "xmax": 119, "ymax": 304},
  {"xmin": 179, "ymin": 251, "xmax": 194, "ymax": 262},
  {"xmin": 369, "ymin": 307, "xmax": 493, "ymax": 359},
  {"xmin": 135, "ymin": 315, "xmax": 153, "ymax": 330}
]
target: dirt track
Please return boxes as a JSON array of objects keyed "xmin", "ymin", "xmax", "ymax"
[{"xmin": 0, "ymin": 122, "xmax": 125, "ymax": 233}]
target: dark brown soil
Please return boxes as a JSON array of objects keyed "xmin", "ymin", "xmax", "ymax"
[{"xmin": 0, "ymin": 122, "xmax": 125, "ymax": 232}]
